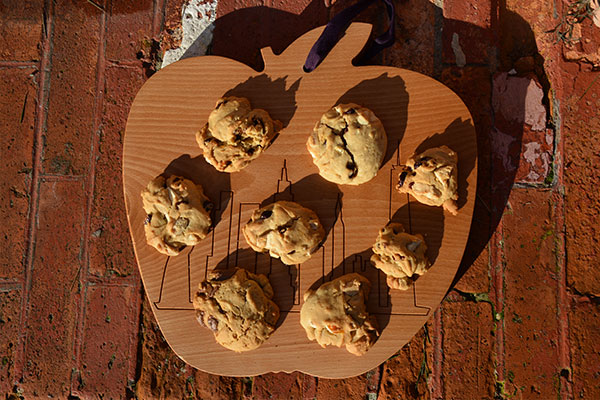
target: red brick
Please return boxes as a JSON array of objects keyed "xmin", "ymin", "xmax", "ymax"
[
  {"xmin": 105, "ymin": 0, "xmax": 154, "ymax": 61},
  {"xmin": 191, "ymin": 371, "xmax": 248, "ymax": 400},
  {"xmin": 0, "ymin": 0, "xmax": 43, "ymax": 61},
  {"xmin": 253, "ymin": 372, "xmax": 303, "ymax": 399},
  {"xmin": 0, "ymin": 289, "xmax": 22, "ymax": 393},
  {"xmin": 270, "ymin": 0, "xmax": 316, "ymax": 14},
  {"xmin": 89, "ymin": 66, "xmax": 146, "ymax": 278},
  {"xmin": 570, "ymin": 299, "xmax": 600, "ymax": 398},
  {"xmin": 316, "ymin": 373, "xmax": 368, "ymax": 400},
  {"xmin": 304, "ymin": 374, "xmax": 317, "ymax": 399},
  {"xmin": 501, "ymin": 188, "xmax": 560, "ymax": 399},
  {"xmin": 42, "ymin": 0, "xmax": 102, "ymax": 175},
  {"xmin": 563, "ymin": 72, "xmax": 600, "ymax": 297},
  {"xmin": 215, "ymin": 0, "xmax": 262, "ymax": 18},
  {"xmin": 378, "ymin": 325, "xmax": 432, "ymax": 399},
  {"xmin": 443, "ymin": 0, "xmax": 494, "ymax": 65},
  {"xmin": 444, "ymin": 0, "xmax": 492, "ymax": 29},
  {"xmin": 384, "ymin": 0, "xmax": 436, "ymax": 75},
  {"xmin": 442, "ymin": 301, "xmax": 495, "ymax": 399},
  {"xmin": 73, "ymin": 285, "xmax": 140, "ymax": 398},
  {"xmin": 0, "ymin": 68, "xmax": 37, "ymax": 281},
  {"xmin": 21, "ymin": 179, "xmax": 85, "ymax": 397},
  {"xmin": 135, "ymin": 297, "xmax": 190, "ymax": 398},
  {"xmin": 455, "ymin": 244, "xmax": 490, "ymax": 293}
]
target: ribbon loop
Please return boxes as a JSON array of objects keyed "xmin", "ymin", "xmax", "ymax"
[{"xmin": 304, "ymin": 0, "xmax": 395, "ymax": 72}]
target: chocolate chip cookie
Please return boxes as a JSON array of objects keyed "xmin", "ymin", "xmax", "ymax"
[
  {"xmin": 141, "ymin": 175, "xmax": 212, "ymax": 256},
  {"xmin": 300, "ymin": 273, "xmax": 379, "ymax": 356},
  {"xmin": 396, "ymin": 146, "xmax": 458, "ymax": 215},
  {"xmin": 307, "ymin": 103, "xmax": 387, "ymax": 185},
  {"xmin": 371, "ymin": 222, "xmax": 431, "ymax": 290},
  {"xmin": 193, "ymin": 268, "xmax": 280, "ymax": 352},
  {"xmin": 196, "ymin": 96, "xmax": 282, "ymax": 172},
  {"xmin": 242, "ymin": 201, "xmax": 325, "ymax": 265}
]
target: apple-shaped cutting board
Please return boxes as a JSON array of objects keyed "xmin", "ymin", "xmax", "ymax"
[{"xmin": 123, "ymin": 22, "xmax": 476, "ymax": 378}]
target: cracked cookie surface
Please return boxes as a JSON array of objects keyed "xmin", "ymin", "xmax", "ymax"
[
  {"xmin": 371, "ymin": 222, "xmax": 431, "ymax": 290},
  {"xmin": 196, "ymin": 96, "xmax": 282, "ymax": 172},
  {"xmin": 307, "ymin": 103, "xmax": 387, "ymax": 185},
  {"xmin": 193, "ymin": 268, "xmax": 280, "ymax": 352},
  {"xmin": 242, "ymin": 201, "xmax": 325, "ymax": 265},
  {"xmin": 141, "ymin": 175, "xmax": 212, "ymax": 256},
  {"xmin": 300, "ymin": 273, "xmax": 379, "ymax": 356},
  {"xmin": 396, "ymin": 145, "xmax": 458, "ymax": 215}
]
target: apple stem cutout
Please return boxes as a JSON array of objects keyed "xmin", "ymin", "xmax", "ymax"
[{"xmin": 304, "ymin": 0, "xmax": 395, "ymax": 72}]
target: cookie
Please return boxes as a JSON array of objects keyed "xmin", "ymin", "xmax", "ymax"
[
  {"xmin": 196, "ymin": 96, "xmax": 282, "ymax": 172},
  {"xmin": 370, "ymin": 223, "xmax": 431, "ymax": 290},
  {"xmin": 300, "ymin": 273, "xmax": 379, "ymax": 356},
  {"xmin": 307, "ymin": 103, "xmax": 387, "ymax": 185},
  {"xmin": 396, "ymin": 146, "xmax": 458, "ymax": 215},
  {"xmin": 242, "ymin": 201, "xmax": 325, "ymax": 265},
  {"xmin": 193, "ymin": 268, "xmax": 280, "ymax": 352},
  {"xmin": 141, "ymin": 175, "xmax": 212, "ymax": 256}
]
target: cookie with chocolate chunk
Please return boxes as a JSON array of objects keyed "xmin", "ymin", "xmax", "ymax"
[
  {"xmin": 300, "ymin": 273, "xmax": 379, "ymax": 356},
  {"xmin": 371, "ymin": 222, "xmax": 431, "ymax": 290},
  {"xmin": 242, "ymin": 201, "xmax": 325, "ymax": 265},
  {"xmin": 141, "ymin": 175, "xmax": 212, "ymax": 256},
  {"xmin": 396, "ymin": 146, "xmax": 458, "ymax": 215},
  {"xmin": 307, "ymin": 103, "xmax": 387, "ymax": 185},
  {"xmin": 193, "ymin": 268, "xmax": 280, "ymax": 352},
  {"xmin": 196, "ymin": 96, "xmax": 282, "ymax": 172}
]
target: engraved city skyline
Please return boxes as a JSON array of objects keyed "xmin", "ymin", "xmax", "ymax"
[{"xmin": 153, "ymin": 153, "xmax": 430, "ymax": 318}]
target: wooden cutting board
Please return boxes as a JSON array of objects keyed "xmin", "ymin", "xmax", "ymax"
[{"xmin": 123, "ymin": 22, "xmax": 477, "ymax": 378}]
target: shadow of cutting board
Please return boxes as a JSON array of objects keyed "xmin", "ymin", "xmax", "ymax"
[{"xmin": 123, "ymin": 23, "xmax": 477, "ymax": 378}]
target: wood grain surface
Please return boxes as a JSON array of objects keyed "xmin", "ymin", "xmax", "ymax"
[{"xmin": 123, "ymin": 23, "xmax": 477, "ymax": 378}]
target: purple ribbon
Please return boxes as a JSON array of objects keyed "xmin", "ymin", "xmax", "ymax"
[{"xmin": 304, "ymin": 0, "xmax": 395, "ymax": 72}]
